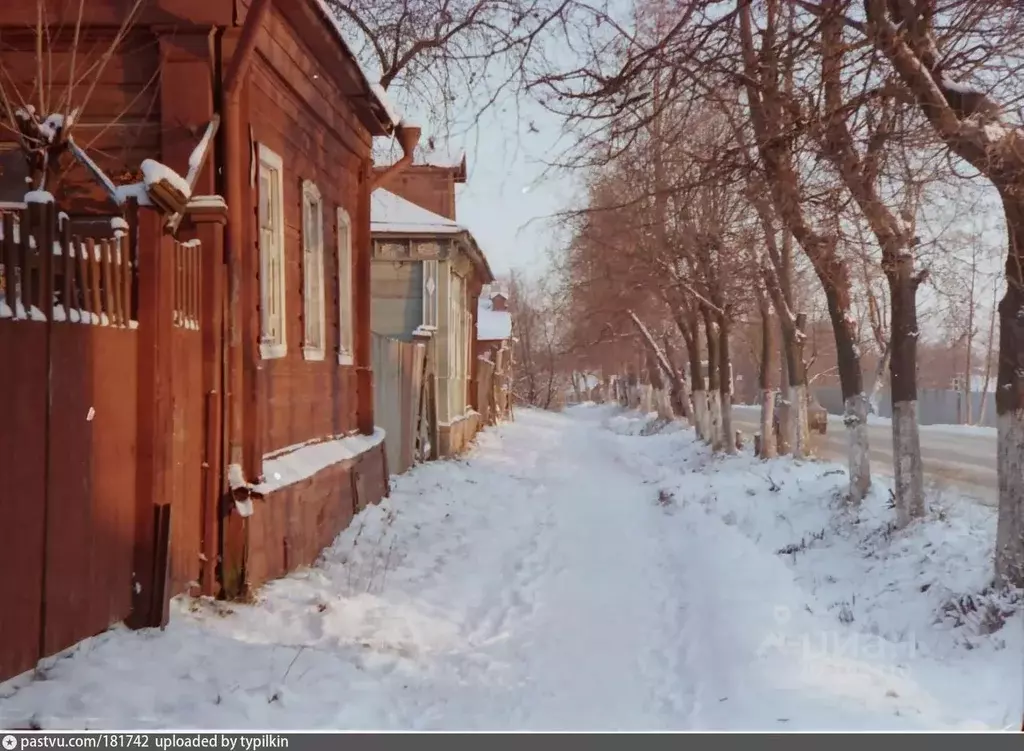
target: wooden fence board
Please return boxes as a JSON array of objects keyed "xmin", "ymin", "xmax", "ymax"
[{"xmin": 372, "ymin": 333, "xmax": 432, "ymax": 478}]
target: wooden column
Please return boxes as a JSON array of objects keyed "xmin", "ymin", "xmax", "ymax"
[
  {"xmin": 128, "ymin": 208, "xmax": 176, "ymax": 629},
  {"xmin": 355, "ymin": 159, "xmax": 375, "ymax": 435},
  {"xmin": 155, "ymin": 28, "xmax": 217, "ymax": 194},
  {"xmin": 183, "ymin": 200, "xmax": 228, "ymax": 596}
]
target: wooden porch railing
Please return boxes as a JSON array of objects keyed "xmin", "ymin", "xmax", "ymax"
[{"xmin": 0, "ymin": 202, "xmax": 134, "ymax": 326}]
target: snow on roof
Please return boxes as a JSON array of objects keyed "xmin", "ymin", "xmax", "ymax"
[
  {"xmin": 478, "ymin": 295, "xmax": 512, "ymax": 341},
  {"xmin": 420, "ymin": 146, "xmax": 466, "ymax": 169},
  {"xmin": 374, "ymin": 142, "xmax": 467, "ymax": 171},
  {"xmin": 371, "ymin": 188, "xmax": 465, "ymax": 235}
]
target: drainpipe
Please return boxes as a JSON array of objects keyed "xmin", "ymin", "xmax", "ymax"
[
  {"xmin": 371, "ymin": 123, "xmax": 422, "ymax": 192},
  {"xmin": 222, "ymin": 0, "xmax": 273, "ymax": 489}
]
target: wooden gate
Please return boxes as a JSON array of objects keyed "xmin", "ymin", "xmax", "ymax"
[
  {"xmin": 372, "ymin": 334, "xmax": 429, "ymax": 477},
  {"xmin": 0, "ymin": 204, "xmax": 209, "ymax": 683},
  {"xmin": 0, "ymin": 202, "xmax": 139, "ymax": 680}
]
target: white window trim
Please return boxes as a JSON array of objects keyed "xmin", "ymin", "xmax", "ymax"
[
  {"xmin": 258, "ymin": 144, "xmax": 286, "ymax": 360},
  {"xmin": 422, "ymin": 259, "xmax": 439, "ymax": 329},
  {"xmin": 336, "ymin": 207, "xmax": 354, "ymax": 366},
  {"xmin": 301, "ymin": 180, "xmax": 326, "ymax": 361}
]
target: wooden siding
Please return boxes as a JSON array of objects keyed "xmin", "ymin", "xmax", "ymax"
[
  {"xmin": 245, "ymin": 446, "xmax": 387, "ymax": 589},
  {"xmin": 247, "ymin": 4, "xmax": 373, "ymax": 455},
  {"xmin": 0, "ymin": 0, "xmax": 234, "ymax": 27},
  {"xmin": 371, "ymin": 260, "xmax": 423, "ymax": 340}
]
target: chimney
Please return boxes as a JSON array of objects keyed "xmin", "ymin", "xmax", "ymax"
[{"xmin": 491, "ymin": 293, "xmax": 508, "ymax": 312}]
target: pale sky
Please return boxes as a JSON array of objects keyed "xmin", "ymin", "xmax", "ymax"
[{"xmin": 394, "ymin": 90, "xmax": 580, "ymax": 282}]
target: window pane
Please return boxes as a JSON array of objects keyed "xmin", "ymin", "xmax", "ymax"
[{"xmin": 259, "ymin": 174, "xmax": 271, "ymax": 228}]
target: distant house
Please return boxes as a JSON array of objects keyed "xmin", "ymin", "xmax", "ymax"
[
  {"xmin": 477, "ymin": 286, "xmax": 514, "ymax": 422},
  {"xmin": 0, "ymin": 0, "xmax": 420, "ymax": 682},
  {"xmin": 370, "ymin": 161, "xmax": 495, "ymax": 456}
]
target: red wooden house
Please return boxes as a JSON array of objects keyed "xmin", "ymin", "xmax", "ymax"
[{"xmin": 0, "ymin": 0, "xmax": 420, "ymax": 682}]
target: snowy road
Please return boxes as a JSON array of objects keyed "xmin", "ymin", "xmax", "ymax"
[
  {"xmin": 0, "ymin": 407, "xmax": 1016, "ymax": 730},
  {"xmin": 732, "ymin": 406, "xmax": 998, "ymax": 506}
]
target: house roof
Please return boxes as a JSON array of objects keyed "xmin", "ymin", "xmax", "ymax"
[
  {"xmin": 371, "ymin": 188, "xmax": 496, "ymax": 285},
  {"xmin": 307, "ymin": 0, "xmax": 402, "ymax": 134},
  {"xmin": 478, "ymin": 295, "xmax": 512, "ymax": 341},
  {"xmin": 371, "ymin": 188, "xmax": 464, "ymax": 234}
]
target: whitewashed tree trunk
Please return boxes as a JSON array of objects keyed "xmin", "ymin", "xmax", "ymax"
[
  {"xmin": 844, "ymin": 393, "xmax": 871, "ymax": 504},
  {"xmin": 708, "ymin": 390, "xmax": 723, "ymax": 451},
  {"xmin": 721, "ymin": 390, "xmax": 735, "ymax": 455},
  {"xmin": 996, "ymin": 411, "xmax": 1024, "ymax": 585},
  {"xmin": 640, "ymin": 384, "xmax": 654, "ymax": 414},
  {"xmin": 892, "ymin": 399, "xmax": 925, "ymax": 525},
  {"xmin": 759, "ymin": 388, "xmax": 777, "ymax": 458},
  {"xmin": 867, "ymin": 347, "xmax": 890, "ymax": 416},
  {"xmin": 788, "ymin": 385, "xmax": 810, "ymax": 459},
  {"xmin": 693, "ymin": 390, "xmax": 709, "ymax": 442},
  {"xmin": 654, "ymin": 388, "xmax": 674, "ymax": 421}
]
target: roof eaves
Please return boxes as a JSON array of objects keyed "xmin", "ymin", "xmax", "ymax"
[
  {"xmin": 458, "ymin": 230, "xmax": 495, "ymax": 285},
  {"xmin": 307, "ymin": 0, "xmax": 401, "ymax": 135}
]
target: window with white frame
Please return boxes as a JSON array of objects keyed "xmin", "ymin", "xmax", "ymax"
[
  {"xmin": 301, "ymin": 180, "xmax": 326, "ymax": 360},
  {"xmin": 422, "ymin": 259, "xmax": 438, "ymax": 329},
  {"xmin": 258, "ymin": 145, "xmax": 286, "ymax": 359},
  {"xmin": 336, "ymin": 207, "xmax": 354, "ymax": 365}
]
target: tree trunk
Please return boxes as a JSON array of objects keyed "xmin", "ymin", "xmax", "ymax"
[
  {"xmin": 719, "ymin": 313, "xmax": 735, "ymax": 455},
  {"xmin": 977, "ymin": 281, "xmax": 998, "ymax": 426},
  {"xmin": 782, "ymin": 314, "xmax": 810, "ymax": 458},
  {"xmin": 703, "ymin": 308, "xmax": 723, "ymax": 451},
  {"xmin": 689, "ymin": 322, "xmax": 709, "ymax": 442},
  {"xmin": 888, "ymin": 264, "xmax": 926, "ymax": 525},
  {"xmin": 867, "ymin": 342, "xmax": 890, "ymax": 416},
  {"xmin": 994, "ymin": 193, "xmax": 1024, "ymax": 587},
  {"xmin": 777, "ymin": 316, "xmax": 792, "ymax": 455},
  {"xmin": 663, "ymin": 334, "xmax": 692, "ymax": 421},
  {"xmin": 825, "ymin": 285, "xmax": 871, "ymax": 503},
  {"xmin": 759, "ymin": 302, "xmax": 778, "ymax": 458}
]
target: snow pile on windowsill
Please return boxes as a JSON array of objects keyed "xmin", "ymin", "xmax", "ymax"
[{"xmin": 253, "ymin": 429, "xmax": 386, "ymax": 494}]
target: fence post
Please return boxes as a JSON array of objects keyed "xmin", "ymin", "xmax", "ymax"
[{"xmin": 129, "ymin": 207, "xmax": 176, "ymax": 630}]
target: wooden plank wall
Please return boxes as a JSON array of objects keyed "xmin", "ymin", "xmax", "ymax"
[{"xmin": 248, "ymin": 4, "xmax": 373, "ymax": 455}]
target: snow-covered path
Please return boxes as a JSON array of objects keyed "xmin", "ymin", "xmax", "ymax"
[{"xmin": 0, "ymin": 407, "xmax": 1017, "ymax": 730}]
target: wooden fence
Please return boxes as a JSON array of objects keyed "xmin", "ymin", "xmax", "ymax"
[
  {"xmin": 372, "ymin": 334, "xmax": 436, "ymax": 477},
  {"xmin": 476, "ymin": 346, "xmax": 512, "ymax": 426},
  {"xmin": 0, "ymin": 201, "xmax": 208, "ymax": 683}
]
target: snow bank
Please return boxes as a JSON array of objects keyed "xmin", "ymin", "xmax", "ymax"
[
  {"xmin": 600, "ymin": 407, "xmax": 1020, "ymax": 728},
  {"xmin": 0, "ymin": 408, "xmax": 1016, "ymax": 730}
]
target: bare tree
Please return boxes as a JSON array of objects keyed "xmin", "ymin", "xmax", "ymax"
[{"xmin": 846, "ymin": 0, "xmax": 1024, "ymax": 583}]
